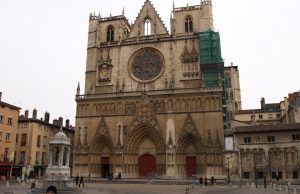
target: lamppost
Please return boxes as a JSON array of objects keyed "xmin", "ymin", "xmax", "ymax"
[{"xmin": 226, "ymin": 156, "xmax": 231, "ymax": 183}]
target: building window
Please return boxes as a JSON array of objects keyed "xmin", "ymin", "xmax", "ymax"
[
  {"xmin": 16, "ymin": 134, "xmax": 18, "ymax": 144},
  {"xmin": 255, "ymin": 136, "xmax": 260, "ymax": 143},
  {"xmin": 21, "ymin": 134, "xmax": 27, "ymax": 146},
  {"xmin": 0, "ymin": 130, "xmax": 2, "ymax": 140},
  {"xmin": 0, "ymin": 115, "xmax": 3, "ymax": 123},
  {"xmin": 268, "ymin": 136, "xmax": 275, "ymax": 142},
  {"xmin": 37, "ymin": 135, "xmax": 41, "ymax": 147},
  {"xmin": 268, "ymin": 114, "xmax": 273, "ymax": 119},
  {"xmin": 20, "ymin": 151, "xmax": 25, "ymax": 165},
  {"xmin": 42, "ymin": 152, "xmax": 46, "ymax": 165},
  {"xmin": 185, "ymin": 16, "xmax": 193, "ymax": 33},
  {"xmin": 251, "ymin": 115, "xmax": 255, "ymax": 120},
  {"xmin": 107, "ymin": 26, "xmax": 114, "ymax": 42},
  {"xmin": 292, "ymin": 134, "xmax": 300, "ymax": 141},
  {"xmin": 243, "ymin": 172, "xmax": 250, "ymax": 179},
  {"xmin": 35, "ymin": 152, "xmax": 39, "ymax": 164},
  {"xmin": 276, "ymin": 114, "xmax": 281, "ymax": 118},
  {"xmin": 258, "ymin": 115, "xmax": 263, "ymax": 119},
  {"xmin": 4, "ymin": 148, "xmax": 9, "ymax": 161},
  {"xmin": 293, "ymin": 171, "xmax": 298, "ymax": 179},
  {"xmin": 5, "ymin": 133, "xmax": 11, "ymax": 141},
  {"xmin": 144, "ymin": 17, "xmax": 151, "ymax": 36},
  {"xmin": 7, "ymin": 117, "xmax": 13, "ymax": 125},
  {"xmin": 244, "ymin": 137, "xmax": 251, "ymax": 144},
  {"xmin": 43, "ymin": 136, "xmax": 47, "ymax": 147}
]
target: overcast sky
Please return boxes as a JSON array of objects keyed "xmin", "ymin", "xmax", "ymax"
[{"xmin": 0, "ymin": 0, "xmax": 299, "ymax": 125}]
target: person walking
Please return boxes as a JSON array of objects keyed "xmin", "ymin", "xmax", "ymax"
[
  {"xmin": 204, "ymin": 176, "xmax": 208, "ymax": 186},
  {"xmin": 199, "ymin": 176, "xmax": 203, "ymax": 186},
  {"xmin": 78, "ymin": 175, "xmax": 84, "ymax": 187},
  {"xmin": 210, "ymin": 176, "xmax": 215, "ymax": 187},
  {"xmin": 75, "ymin": 174, "xmax": 79, "ymax": 186}
]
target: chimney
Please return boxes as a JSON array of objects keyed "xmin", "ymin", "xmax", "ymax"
[
  {"xmin": 44, "ymin": 112, "xmax": 50, "ymax": 123},
  {"xmin": 33, "ymin": 108, "xmax": 37, "ymax": 119},
  {"xmin": 59, "ymin": 117, "xmax": 63, "ymax": 127},
  {"xmin": 25, "ymin": 110, "xmax": 29, "ymax": 118},
  {"xmin": 260, "ymin": 97, "xmax": 265, "ymax": 110},
  {"xmin": 65, "ymin": 119, "xmax": 70, "ymax": 128},
  {"xmin": 0, "ymin": 92, "xmax": 2, "ymax": 101},
  {"xmin": 53, "ymin": 119, "xmax": 60, "ymax": 126}
]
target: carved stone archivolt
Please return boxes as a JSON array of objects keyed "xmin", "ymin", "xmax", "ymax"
[{"xmin": 129, "ymin": 47, "xmax": 164, "ymax": 82}]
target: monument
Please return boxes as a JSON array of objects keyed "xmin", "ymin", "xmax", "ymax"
[{"xmin": 31, "ymin": 127, "xmax": 81, "ymax": 193}]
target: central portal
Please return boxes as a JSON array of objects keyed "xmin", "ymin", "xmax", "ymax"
[
  {"xmin": 186, "ymin": 156, "xmax": 197, "ymax": 177},
  {"xmin": 138, "ymin": 154, "xmax": 156, "ymax": 177}
]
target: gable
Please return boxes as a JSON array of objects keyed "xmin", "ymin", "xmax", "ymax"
[{"xmin": 129, "ymin": 0, "xmax": 169, "ymax": 37}]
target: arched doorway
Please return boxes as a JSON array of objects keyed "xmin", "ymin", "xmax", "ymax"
[{"xmin": 138, "ymin": 154, "xmax": 156, "ymax": 177}]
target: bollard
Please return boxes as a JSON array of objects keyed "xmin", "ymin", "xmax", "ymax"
[
  {"xmin": 6, "ymin": 182, "xmax": 9, "ymax": 187},
  {"xmin": 251, "ymin": 183, "xmax": 255, "ymax": 188},
  {"xmin": 279, "ymin": 185, "xmax": 282, "ymax": 191},
  {"xmin": 286, "ymin": 186, "xmax": 289, "ymax": 193},
  {"xmin": 288, "ymin": 181, "xmax": 291, "ymax": 187},
  {"xmin": 294, "ymin": 187, "xmax": 297, "ymax": 194},
  {"xmin": 273, "ymin": 183, "xmax": 277, "ymax": 190}
]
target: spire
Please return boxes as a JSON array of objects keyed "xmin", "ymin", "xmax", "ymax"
[
  {"xmin": 98, "ymin": 11, "xmax": 101, "ymax": 18},
  {"xmin": 122, "ymin": 7, "xmax": 125, "ymax": 16},
  {"xmin": 59, "ymin": 124, "xmax": 63, "ymax": 132},
  {"xmin": 173, "ymin": 0, "xmax": 175, "ymax": 12},
  {"xmin": 76, "ymin": 82, "xmax": 80, "ymax": 95}
]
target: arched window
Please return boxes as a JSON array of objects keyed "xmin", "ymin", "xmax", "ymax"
[
  {"xmin": 144, "ymin": 17, "xmax": 151, "ymax": 36},
  {"xmin": 185, "ymin": 16, "xmax": 193, "ymax": 33},
  {"xmin": 107, "ymin": 26, "xmax": 114, "ymax": 42}
]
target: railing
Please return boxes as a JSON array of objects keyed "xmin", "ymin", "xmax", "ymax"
[{"xmin": 76, "ymin": 87, "xmax": 222, "ymax": 100}]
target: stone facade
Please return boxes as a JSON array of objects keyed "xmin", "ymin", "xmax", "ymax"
[
  {"xmin": 74, "ymin": 0, "xmax": 225, "ymax": 178},
  {"xmin": 0, "ymin": 92, "xmax": 21, "ymax": 179},
  {"xmin": 234, "ymin": 124, "xmax": 300, "ymax": 181}
]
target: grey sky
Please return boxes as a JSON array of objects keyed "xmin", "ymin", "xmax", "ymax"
[{"xmin": 0, "ymin": 0, "xmax": 299, "ymax": 125}]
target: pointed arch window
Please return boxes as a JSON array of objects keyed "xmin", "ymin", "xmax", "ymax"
[
  {"xmin": 144, "ymin": 17, "xmax": 151, "ymax": 36},
  {"xmin": 107, "ymin": 26, "xmax": 114, "ymax": 42},
  {"xmin": 185, "ymin": 16, "xmax": 193, "ymax": 33}
]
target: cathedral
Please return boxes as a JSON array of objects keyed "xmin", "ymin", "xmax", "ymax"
[{"xmin": 74, "ymin": 0, "xmax": 225, "ymax": 178}]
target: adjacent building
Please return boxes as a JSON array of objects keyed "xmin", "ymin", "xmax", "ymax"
[
  {"xmin": 74, "ymin": 0, "xmax": 226, "ymax": 178},
  {"xmin": 234, "ymin": 123, "xmax": 300, "ymax": 180},
  {"xmin": 0, "ymin": 92, "xmax": 21, "ymax": 180},
  {"xmin": 14, "ymin": 109, "xmax": 75, "ymax": 178}
]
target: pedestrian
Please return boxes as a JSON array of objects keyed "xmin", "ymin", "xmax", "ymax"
[
  {"xmin": 276, "ymin": 175, "xmax": 279, "ymax": 181},
  {"xmin": 75, "ymin": 174, "xmax": 79, "ymax": 186},
  {"xmin": 204, "ymin": 176, "xmax": 208, "ymax": 186},
  {"xmin": 110, "ymin": 173, "xmax": 113, "ymax": 180},
  {"xmin": 210, "ymin": 176, "xmax": 215, "ymax": 186},
  {"xmin": 46, "ymin": 186, "xmax": 57, "ymax": 194},
  {"xmin": 88, "ymin": 173, "xmax": 91, "ymax": 182},
  {"xmin": 78, "ymin": 175, "xmax": 84, "ymax": 187},
  {"xmin": 118, "ymin": 172, "xmax": 121, "ymax": 180},
  {"xmin": 199, "ymin": 176, "xmax": 203, "ymax": 185}
]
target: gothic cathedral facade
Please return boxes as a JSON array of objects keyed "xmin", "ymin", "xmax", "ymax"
[{"xmin": 74, "ymin": 0, "xmax": 225, "ymax": 178}]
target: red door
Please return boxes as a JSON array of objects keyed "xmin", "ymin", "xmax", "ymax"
[
  {"xmin": 139, "ymin": 154, "xmax": 156, "ymax": 177},
  {"xmin": 186, "ymin": 156, "xmax": 197, "ymax": 177}
]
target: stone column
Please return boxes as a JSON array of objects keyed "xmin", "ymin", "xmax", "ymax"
[
  {"xmin": 59, "ymin": 146, "xmax": 64, "ymax": 167},
  {"xmin": 49, "ymin": 147, "xmax": 53, "ymax": 166},
  {"xmin": 66, "ymin": 147, "xmax": 70, "ymax": 167}
]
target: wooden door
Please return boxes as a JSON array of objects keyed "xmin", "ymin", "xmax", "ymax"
[
  {"xmin": 138, "ymin": 154, "xmax": 156, "ymax": 177},
  {"xmin": 101, "ymin": 157, "xmax": 110, "ymax": 177},
  {"xmin": 186, "ymin": 156, "xmax": 197, "ymax": 177}
]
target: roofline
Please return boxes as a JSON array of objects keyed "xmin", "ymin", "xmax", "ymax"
[{"xmin": 0, "ymin": 101, "xmax": 21, "ymax": 110}]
